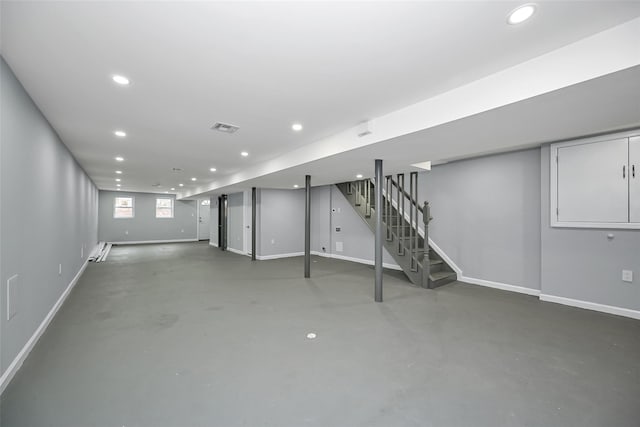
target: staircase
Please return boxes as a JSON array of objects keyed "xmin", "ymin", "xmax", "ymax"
[{"xmin": 336, "ymin": 172, "xmax": 457, "ymax": 289}]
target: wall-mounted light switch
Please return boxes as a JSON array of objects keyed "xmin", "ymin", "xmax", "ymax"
[
  {"xmin": 622, "ymin": 270, "xmax": 633, "ymax": 282},
  {"xmin": 7, "ymin": 274, "xmax": 18, "ymax": 321}
]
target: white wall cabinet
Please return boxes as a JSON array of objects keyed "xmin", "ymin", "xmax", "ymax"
[{"xmin": 551, "ymin": 130, "xmax": 640, "ymax": 229}]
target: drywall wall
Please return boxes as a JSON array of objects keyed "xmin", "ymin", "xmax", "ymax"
[
  {"xmin": 227, "ymin": 192, "xmax": 245, "ymax": 253},
  {"xmin": 0, "ymin": 57, "xmax": 99, "ymax": 386},
  {"xmin": 258, "ymin": 189, "xmax": 306, "ymax": 257},
  {"xmin": 98, "ymin": 191, "xmax": 197, "ymax": 243},
  {"xmin": 540, "ymin": 145, "xmax": 640, "ymax": 311},
  {"xmin": 419, "ymin": 148, "xmax": 541, "ymax": 291}
]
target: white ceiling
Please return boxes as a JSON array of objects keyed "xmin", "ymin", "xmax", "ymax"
[{"xmin": 2, "ymin": 1, "xmax": 640, "ymax": 197}]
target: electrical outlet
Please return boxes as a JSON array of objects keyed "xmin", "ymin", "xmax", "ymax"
[{"xmin": 622, "ymin": 270, "xmax": 633, "ymax": 282}]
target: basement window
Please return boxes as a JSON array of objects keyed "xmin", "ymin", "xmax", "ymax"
[
  {"xmin": 156, "ymin": 198, "xmax": 174, "ymax": 218},
  {"xmin": 114, "ymin": 197, "xmax": 134, "ymax": 218}
]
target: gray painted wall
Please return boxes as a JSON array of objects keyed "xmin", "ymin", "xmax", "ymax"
[
  {"xmin": 258, "ymin": 189, "xmax": 305, "ymax": 256},
  {"xmin": 227, "ymin": 192, "xmax": 244, "ymax": 252},
  {"xmin": 0, "ymin": 57, "xmax": 99, "ymax": 378},
  {"xmin": 540, "ymin": 145, "xmax": 640, "ymax": 310},
  {"xmin": 98, "ymin": 191, "xmax": 197, "ymax": 243},
  {"xmin": 419, "ymin": 148, "xmax": 542, "ymax": 291}
]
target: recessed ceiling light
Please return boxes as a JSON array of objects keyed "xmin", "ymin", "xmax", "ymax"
[
  {"xmin": 114, "ymin": 130, "xmax": 126, "ymax": 138},
  {"xmin": 292, "ymin": 123, "xmax": 303, "ymax": 132},
  {"xmin": 117, "ymin": 188, "xmax": 121, "ymax": 191},
  {"xmin": 306, "ymin": 332, "xmax": 317, "ymax": 339},
  {"xmin": 171, "ymin": 187, "xmax": 175, "ymax": 191},
  {"xmin": 293, "ymin": 184, "xmax": 299, "ymax": 188},
  {"xmin": 507, "ymin": 4, "xmax": 536, "ymax": 25},
  {"xmin": 164, "ymin": 191, "xmax": 169, "ymax": 194},
  {"xmin": 115, "ymin": 178, "xmax": 121, "ymax": 182},
  {"xmin": 115, "ymin": 170, "xmax": 122, "ymax": 174},
  {"xmin": 116, "ymin": 184, "xmax": 121, "ymax": 187},
  {"xmin": 115, "ymin": 156, "xmax": 124, "ymax": 162},
  {"xmin": 241, "ymin": 151, "xmax": 249, "ymax": 157},
  {"xmin": 179, "ymin": 183, "xmax": 184, "ymax": 187},
  {"xmin": 191, "ymin": 177, "xmax": 197, "ymax": 181},
  {"xmin": 356, "ymin": 174, "xmax": 363, "ymax": 179},
  {"xmin": 112, "ymin": 74, "xmax": 130, "ymax": 85},
  {"xmin": 210, "ymin": 167, "xmax": 217, "ymax": 172}
]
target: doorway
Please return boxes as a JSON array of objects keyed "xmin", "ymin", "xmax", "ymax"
[{"xmin": 197, "ymin": 199, "xmax": 211, "ymax": 241}]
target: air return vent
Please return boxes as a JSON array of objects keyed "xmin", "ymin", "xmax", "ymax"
[{"xmin": 211, "ymin": 122, "xmax": 239, "ymax": 134}]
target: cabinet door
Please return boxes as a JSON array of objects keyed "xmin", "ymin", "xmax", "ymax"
[
  {"xmin": 630, "ymin": 136, "xmax": 640, "ymax": 223},
  {"xmin": 557, "ymin": 138, "xmax": 628, "ymax": 223}
]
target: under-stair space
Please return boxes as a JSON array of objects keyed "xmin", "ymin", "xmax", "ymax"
[{"xmin": 336, "ymin": 173, "xmax": 457, "ymax": 289}]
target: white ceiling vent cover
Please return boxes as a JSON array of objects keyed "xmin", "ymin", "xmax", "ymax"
[{"xmin": 211, "ymin": 122, "xmax": 240, "ymax": 134}]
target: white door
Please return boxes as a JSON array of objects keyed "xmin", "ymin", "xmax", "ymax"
[
  {"xmin": 557, "ymin": 138, "xmax": 629, "ymax": 223},
  {"xmin": 198, "ymin": 200, "xmax": 211, "ymax": 240},
  {"xmin": 630, "ymin": 136, "xmax": 640, "ymax": 223}
]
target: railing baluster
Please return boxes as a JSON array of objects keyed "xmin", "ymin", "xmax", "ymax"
[
  {"xmin": 411, "ymin": 172, "xmax": 419, "ymax": 272},
  {"xmin": 397, "ymin": 173, "xmax": 405, "ymax": 255},
  {"xmin": 385, "ymin": 176, "xmax": 392, "ymax": 241},
  {"xmin": 366, "ymin": 179, "xmax": 371, "ymax": 217},
  {"xmin": 409, "ymin": 174, "xmax": 415, "ymax": 270}
]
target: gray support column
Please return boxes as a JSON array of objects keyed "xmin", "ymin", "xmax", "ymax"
[
  {"xmin": 251, "ymin": 187, "xmax": 257, "ymax": 261},
  {"xmin": 374, "ymin": 159, "xmax": 383, "ymax": 302},
  {"xmin": 304, "ymin": 175, "xmax": 311, "ymax": 278}
]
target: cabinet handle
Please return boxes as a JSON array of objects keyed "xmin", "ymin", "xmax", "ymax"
[
  {"xmin": 623, "ymin": 165, "xmax": 626, "ymax": 179},
  {"xmin": 633, "ymin": 165, "xmax": 636, "ymax": 178}
]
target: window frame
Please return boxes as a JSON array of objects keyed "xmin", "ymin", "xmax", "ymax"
[
  {"xmin": 113, "ymin": 196, "xmax": 135, "ymax": 219},
  {"xmin": 155, "ymin": 197, "xmax": 175, "ymax": 219}
]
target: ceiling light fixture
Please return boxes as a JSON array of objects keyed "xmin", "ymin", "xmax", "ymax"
[
  {"xmin": 115, "ymin": 170, "xmax": 122, "ymax": 174},
  {"xmin": 116, "ymin": 184, "xmax": 121, "ymax": 187},
  {"xmin": 179, "ymin": 183, "xmax": 184, "ymax": 187},
  {"xmin": 292, "ymin": 123, "xmax": 303, "ymax": 132},
  {"xmin": 191, "ymin": 177, "xmax": 197, "ymax": 181},
  {"xmin": 507, "ymin": 3, "xmax": 536, "ymax": 25},
  {"xmin": 241, "ymin": 151, "xmax": 249, "ymax": 157},
  {"xmin": 356, "ymin": 174, "xmax": 363, "ymax": 179},
  {"xmin": 115, "ymin": 156, "xmax": 124, "ymax": 162},
  {"xmin": 171, "ymin": 187, "xmax": 175, "ymax": 191},
  {"xmin": 210, "ymin": 168, "xmax": 217, "ymax": 172},
  {"xmin": 112, "ymin": 74, "xmax": 130, "ymax": 85},
  {"xmin": 114, "ymin": 130, "xmax": 126, "ymax": 138},
  {"xmin": 294, "ymin": 184, "xmax": 299, "ymax": 188},
  {"xmin": 115, "ymin": 178, "xmax": 121, "ymax": 182}
]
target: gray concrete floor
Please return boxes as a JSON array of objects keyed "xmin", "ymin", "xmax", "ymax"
[{"xmin": 1, "ymin": 242, "xmax": 639, "ymax": 427}]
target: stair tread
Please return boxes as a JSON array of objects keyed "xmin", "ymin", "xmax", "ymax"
[
  {"xmin": 430, "ymin": 271, "xmax": 456, "ymax": 280},
  {"xmin": 429, "ymin": 259, "xmax": 443, "ymax": 265}
]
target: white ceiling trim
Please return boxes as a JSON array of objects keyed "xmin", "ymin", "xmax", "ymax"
[{"xmin": 180, "ymin": 17, "xmax": 640, "ymax": 199}]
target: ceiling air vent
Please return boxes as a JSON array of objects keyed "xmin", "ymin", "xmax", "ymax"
[{"xmin": 211, "ymin": 122, "xmax": 240, "ymax": 134}]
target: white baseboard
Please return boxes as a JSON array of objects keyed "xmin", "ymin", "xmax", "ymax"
[
  {"xmin": 227, "ymin": 247, "xmax": 249, "ymax": 257},
  {"xmin": 311, "ymin": 251, "xmax": 403, "ymax": 271},
  {"xmin": 109, "ymin": 239, "xmax": 198, "ymax": 245},
  {"xmin": 459, "ymin": 275, "xmax": 541, "ymax": 296},
  {"xmin": 256, "ymin": 252, "xmax": 304, "ymax": 260},
  {"xmin": 540, "ymin": 294, "xmax": 640, "ymax": 320},
  {"xmin": 209, "ymin": 241, "xmax": 218, "ymax": 248},
  {"xmin": 0, "ymin": 244, "xmax": 97, "ymax": 395}
]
